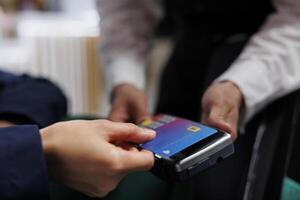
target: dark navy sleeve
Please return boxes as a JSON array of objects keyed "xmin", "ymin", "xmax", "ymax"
[
  {"xmin": 0, "ymin": 125, "xmax": 49, "ymax": 200},
  {"xmin": 0, "ymin": 71, "xmax": 67, "ymax": 128}
]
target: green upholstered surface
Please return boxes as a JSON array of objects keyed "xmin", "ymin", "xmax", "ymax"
[
  {"xmin": 51, "ymin": 172, "xmax": 300, "ymax": 200},
  {"xmin": 50, "ymin": 172, "xmax": 169, "ymax": 200},
  {"xmin": 281, "ymin": 177, "xmax": 300, "ymax": 200}
]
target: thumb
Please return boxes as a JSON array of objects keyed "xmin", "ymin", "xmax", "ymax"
[
  {"xmin": 119, "ymin": 149, "xmax": 155, "ymax": 171},
  {"xmin": 108, "ymin": 122, "xmax": 156, "ymax": 144},
  {"xmin": 202, "ymin": 105, "xmax": 232, "ymax": 135}
]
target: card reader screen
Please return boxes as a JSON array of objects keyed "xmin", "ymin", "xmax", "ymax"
[{"xmin": 140, "ymin": 115, "xmax": 218, "ymax": 157}]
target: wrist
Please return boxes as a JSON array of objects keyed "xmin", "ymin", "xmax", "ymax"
[
  {"xmin": 111, "ymin": 84, "xmax": 143, "ymax": 102},
  {"xmin": 0, "ymin": 120, "xmax": 14, "ymax": 128},
  {"xmin": 114, "ymin": 83, "xmax": 140, "ymax": 93},
  {"xmin": 41, "ymin": 126, "xmax": 60, "ymax": 180},
  {"xmin": 220, "ymin": 81, "xmax": 244, "ymax": 108},
  {"xmin": 40, "ymin": 127, "xmax": 56, "ymax": 164},
  {"xmin": 105, "ymin": 56, "xmax": 146, "ymax": 94}
]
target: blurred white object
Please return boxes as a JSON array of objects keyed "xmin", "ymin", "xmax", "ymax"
[
  {"xmin": 59, "ymin": 0, "xmax": 97, "ymax": 13},
  {"xmin": 9, "ymin": 12, "xmax": 102, "ymax": 115},
  {"xmin": 18, "ymin": 12, "xmax": 99, "ymax": 37},
  {"xmin": 0, "ymin": 40, "xmax": 30, "ymax": 71}
]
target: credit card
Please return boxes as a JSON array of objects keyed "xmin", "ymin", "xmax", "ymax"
[{"xmin": 140, "ymin": 114, "xmax": 218, "ymax": 157}]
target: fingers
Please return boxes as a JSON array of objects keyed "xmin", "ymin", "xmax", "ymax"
[
  {"xmin": 132, "ymin": 103, "xmax": 150, "ymax": 124},
  {"xmin": 105, "ymin": 122, "xmax": 156, "ymax": 144},
  {"xmin": 130, "ymin": 95, "xmax": 150, "ymax": 123},
  {"xmin": 202, "ymin": 103, "xmax": 238, "ymax": 140},
  {"xmin": 98, "ymin": 120, "xmax": 155, "ymax": 172},
  {"xmin": 109, "ymin": 99, "xmax": 149, "ymax": 123},
  {"xmin": 109, "ymin": 92, "xmax": 130, "ymax": 122},
  {"xmin": 206, "ymin": 111, "xmax": 238, "ymax": 140},
  {"xmin": 109, "ymin": 84, "xmax": 149, "ymax": 123},
  {"xmin": 227, "ymin": 109, "xmax": 239, "ymax": 140},
  {"xmin": 201, "ymin": 82, "xmax": 243, "ymax": 141},
  {"xmin": 119, "ymin": 149, "xmax": 155, "ymax": 171},
  {"xmin": 108, "ymin": 102, "xmax": 129, "ymax": 122}
]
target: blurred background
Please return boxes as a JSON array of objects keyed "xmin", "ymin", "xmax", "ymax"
[{"xmin": 0, "ymin": 0, "xmax": 173, "ymax": 116}]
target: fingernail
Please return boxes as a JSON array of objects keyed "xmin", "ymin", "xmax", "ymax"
[{"xmin": 142, "ymin": 128, "xmax": 156, "ymax": 135}]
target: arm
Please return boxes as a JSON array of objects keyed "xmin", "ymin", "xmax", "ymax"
[
  {"xmin": 0, "ymin": 120, "xmax": 155, "ymax": 199},
  {"xmin": 217, "ymin": 0, "xmax": 300, "ymax": 123},
  {"xmin": 98, "ymin": 0, "xmax": 162, "ymax": 92},
  {"xmin": 97, "ymin": 0, "xmax": 162, "ymax": 122},
  {"xmin": 0, "ymin": 71, "xmax": 67, "ymax": 127},
  {"xmin": 0, "ymin": 125, "xmax": 49, "ymax": 199},
  {"xmin": 202, "ymin": 0, "xmax": 300, "ymax": 138},
  {"xmin": 41, "ymin": 120, "xmax": 156, "ymax": 198}
]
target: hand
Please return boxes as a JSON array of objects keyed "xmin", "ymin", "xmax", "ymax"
[
  {"xmin": 201, "ymin": 81, "xmax": 244, "ymax": 141},
  {"xmin": 109, "ymin": 84, "xmax": 150, "ymax": 123},
  {"xmin": 0, "ymin": 120, "xmax": 14, "ymax": 128},
  {"xmin": 40, "ymin": 120, "xmax": 156, "ymax": 198}
]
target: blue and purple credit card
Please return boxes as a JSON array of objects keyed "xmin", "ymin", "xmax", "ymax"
[{"xmin": 140, "ymin": 115, "xmax": 218, "ymax": 158}]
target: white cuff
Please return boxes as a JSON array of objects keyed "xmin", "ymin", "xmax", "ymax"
[{"xmin": 104, "ymin": 55, "xmax": 146, "ymax": 94}]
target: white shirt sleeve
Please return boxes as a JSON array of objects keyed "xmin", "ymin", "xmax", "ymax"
[
  {"xmin": 97, "ymin": 0, "xmax": 162, "ymax": 92},
  {"xmin": 217, "ymin": 0, "xmax": 300, "ymax": 124}
]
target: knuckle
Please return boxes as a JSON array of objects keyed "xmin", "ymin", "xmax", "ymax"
[
  {"xmin": 100, "ymin": 119, "xmax": 110, "ymax": 124},
  {"xmin": 97, "ymin": 119, "xmax": 110, "ymax": 127},
  {"xmin": 104, "ymin": 151, "xmax": 124, "ymax": 172},
  {"xmin": 110, "ymin": 159, "xmax": 123, "ymax": 172},
  {"xmin": 125, "ymin": 123, "xmax": 138, "ymax": 132}
]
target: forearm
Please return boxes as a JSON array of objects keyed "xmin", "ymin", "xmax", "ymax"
[
  {"xmin": 217, "ymin": 0, "xmax": 300, "ymax": 123},
  {"xmin": 97, "ymin": 0, "xmax": 162, "ymax": 92},
  {"xmin": 0, "ymin": 126, "xmax": 49, "ymax": 199},
  {"xmin": 0, "ymin": 75, "xmax": 67, "ymax": 128}
]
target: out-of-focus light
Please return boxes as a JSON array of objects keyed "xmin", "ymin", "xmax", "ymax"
[{"xmin": 17, "ymin": 12, "xmax": 100, "ymax": 38}]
